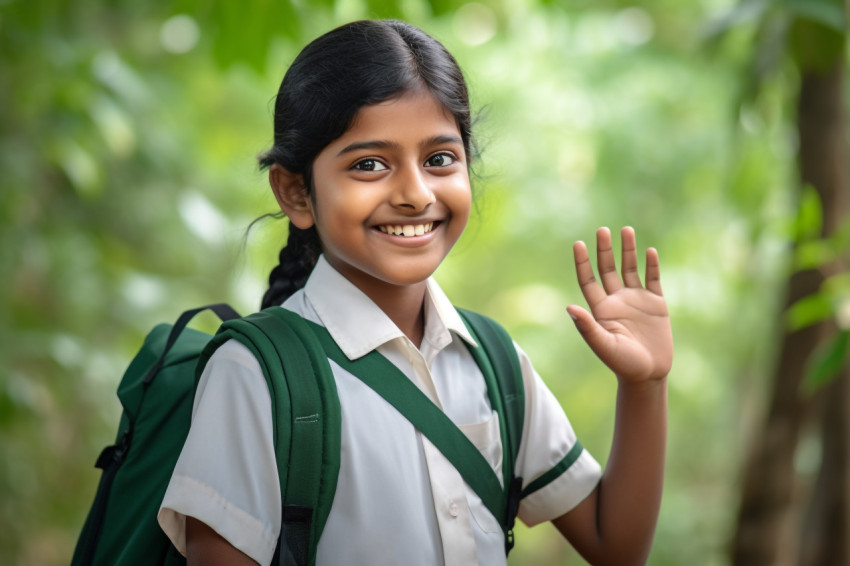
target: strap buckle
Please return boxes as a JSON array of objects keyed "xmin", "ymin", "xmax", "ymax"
[{"xmin": 505, "ymin": 475, "xmax": 523, "ymax": 554}]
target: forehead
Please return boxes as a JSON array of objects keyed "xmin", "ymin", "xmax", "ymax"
[{"xmin": 338, "ymin": 91, "xmax": 461, "ymax": 145}]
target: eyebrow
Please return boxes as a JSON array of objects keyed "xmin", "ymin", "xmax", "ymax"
[{"xmin": 336, "ymin": 134, "xmax": 464, "ymax": 157}]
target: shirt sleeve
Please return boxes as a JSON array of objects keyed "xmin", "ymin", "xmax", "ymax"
[
  {"xmin": 157, "ymin": 339, "xmax": 281, "ymax": 566},
  {"xmin": 512, "ymin": 341, "xmax": 602, "ymax": 527}
]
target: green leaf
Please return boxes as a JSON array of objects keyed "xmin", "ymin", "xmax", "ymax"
[
  {"xmin": 802, "ymin": 330, "xmax": 850, "ymax": 394},
  {"xmin": 794, "ymin": 240, "xmax": 836, "ymax": 270},
  {"xmin": 210, "ymin": 0, "xmax": 300, "ymax": 71},
  {"xmin": 700, "ymin": 0, "xmax": 771, "ymax": 40},
  {"xmin": 780, "ymin": 0, "xmax": 845, "ymax": 31},
  {"xmin": 786, "ymin": 292, "xmax": 834, "ymax": 330},
  {"xmin": 788, "ymin": 14, "xmax": 846, "ymax": 72},
  {"xmin": 366, "ymin": 0, "xmax": 407, "ymax": 19},
  {"xmin": 793, "ymin": 184, "xmax": 823, "ymax": 243},
  {"xmin": 823, "ymin": 273, "xmax": 850, "ymax": 295}
]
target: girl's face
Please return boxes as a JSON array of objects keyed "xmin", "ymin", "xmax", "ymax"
[{"xmin": 307, "ymin": 90, "xmax": 471, "ymax": 296}]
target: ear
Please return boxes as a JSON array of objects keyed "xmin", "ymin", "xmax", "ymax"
[{"xmin": 269, "ymin": 164, "xmax": 315, "ymax": 230}]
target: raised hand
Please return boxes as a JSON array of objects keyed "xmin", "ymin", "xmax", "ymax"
[{"xmin": 567, "ymin": 227, "xmax": 673, "ymax": 383}]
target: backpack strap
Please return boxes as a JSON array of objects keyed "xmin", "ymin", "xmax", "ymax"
[
  {"xmin": 143, "ymin": 303, "xmax": 241, "ymax": 386},
  {"xmin": 274, "ymin": 311, "xmax": 513, "ymax": 539},
  {"xmin": 455, "ymin": 308, "xmax": 525, "ymax": 553},
  {"xmin": 248, "ymin": 309, "xmax": 342, "ymax": 566},
  {"xmin": 199, "ymin": 309, "xmax": 341, "ymax": 566}
]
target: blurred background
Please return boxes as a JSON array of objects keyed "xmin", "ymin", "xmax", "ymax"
[{"xmin": 2, "ymin": 0, "xmax": 849, "ymax": 564}]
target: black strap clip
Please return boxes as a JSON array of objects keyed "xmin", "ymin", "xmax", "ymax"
[
  {"xmin": 505, "ymin": 475, "xmax": 523, "ymax": 554},
  {"xmin": 95, "ymin": 429, "xmax": 131, "ymax": 470}
]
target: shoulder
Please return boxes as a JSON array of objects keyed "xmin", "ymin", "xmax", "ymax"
[
  {"xmin": 194, "ymin": 338, "xmax": 269, "ymax": 413},
  {"xmin": 208, "ymin": 338, "xmax": 264, "ymax": 366}
]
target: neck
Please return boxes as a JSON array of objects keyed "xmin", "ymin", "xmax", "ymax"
[{"xmin": 357, "ymin": 279, "xmax": 428, "ymax": 348}]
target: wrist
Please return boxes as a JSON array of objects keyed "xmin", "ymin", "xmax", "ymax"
[{"xmin": 615, "ymin": 374, "xmax": 668, "ymax": 397}]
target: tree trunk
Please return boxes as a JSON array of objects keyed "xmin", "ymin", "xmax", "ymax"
[
  {"xmin": 731, "ymin": 279, "xmax": 823, "ymax": 566},
  {"xmin": 799, "ymin": 368, "xmax": 850, "ymax": 566},
  {"xmin": 731, "ymin": 45, "xmax": 849, "ymax": 566},
  {"xmin": 794, "ymin": 45, "xmax": 850, "ymax": 566}
]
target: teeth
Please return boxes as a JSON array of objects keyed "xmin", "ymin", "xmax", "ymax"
[{"xmin": 378, "ymin": 222, "xmax": 434, "ymax": 237}]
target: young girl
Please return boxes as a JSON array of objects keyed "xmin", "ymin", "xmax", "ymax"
[{"xmin": 158, "ymin": 19, "xmax": 672, "ymax": 566}]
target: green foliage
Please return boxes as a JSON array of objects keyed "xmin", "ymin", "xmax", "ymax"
[
  {"xmin": 704, "ymin": 0, "xmax": 845, "ymax": 37},
  {"xmin": 788, "ymin": 15, "xmax": 845, "ymax": 72},
  {"xmin": 803, "ymin": 330, "xmax": 850, "ymax": 394},
  {"xmin": 786, "ymin": 292, "xmax": 833, "ymax": 330},
  {"xmin": 781, "ymin": 0, "xmax": 845, "ymax": 31},
  {"xmin": 704, "ymin": 0, "xmax": 846, "ymax": 107},
  {"xmin": 792, "ymin": 184, "xmax": 823, "ymax": 243},
  {"xmin": 785, "ymin": 188, "xmax": 850, "ymax": 392}
]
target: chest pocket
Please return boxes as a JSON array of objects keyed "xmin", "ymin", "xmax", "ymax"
[{"xmin": 459, "ymin": 411, "xmax": 503, "ymax": 533}]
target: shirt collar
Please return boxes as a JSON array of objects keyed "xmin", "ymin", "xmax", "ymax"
[{"xmin": 303, "ymin": 255, "xmax": 477, "ymax": 360}]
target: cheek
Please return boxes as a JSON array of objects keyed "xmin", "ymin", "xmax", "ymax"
[
  {"xmin": 451, "ymin": 178, "xmax": 473, "ymax": 221},
  {"xmin": 440, "ymin": 181, "xmax": 472, "ymax": 245}
]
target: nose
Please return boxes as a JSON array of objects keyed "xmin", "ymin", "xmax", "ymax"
[{"xmin": 391, "ymin": 165, "xmax": 436, "ymax": 212}]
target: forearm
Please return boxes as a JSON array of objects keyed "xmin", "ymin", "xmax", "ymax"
[
  {"xmin": 554, "ymin": 376, "xmax": 668, "ymax": 565},
  {"xmin": 599, "ymin": 376, "xmax": 667, "ymax": 560}
]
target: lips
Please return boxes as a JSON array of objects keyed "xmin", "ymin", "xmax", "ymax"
[{"xmin": 376, "ymin": 222, "xmax": 436, "ymax": 237}]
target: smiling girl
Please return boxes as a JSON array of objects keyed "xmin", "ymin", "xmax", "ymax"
[{"xmin": 158, "ymin": 19, "xmax": 672, "ymax": 566}]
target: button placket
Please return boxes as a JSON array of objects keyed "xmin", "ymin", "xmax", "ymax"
[
  {"xmin": 420, "ymin": 439, "xmax": 479, "ymax": 565},
  {"xmin": 402, "ymin": 337, "xmax": 442, "ymax": 408}
]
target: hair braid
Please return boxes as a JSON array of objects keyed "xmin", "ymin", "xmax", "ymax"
[{"xmin": 261, "ymin": 222, "xmax": 322, "ymax": 309}]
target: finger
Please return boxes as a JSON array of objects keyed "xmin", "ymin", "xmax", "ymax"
[
  {"xmin": 596, "ymin": 227, "xmax": 622, "ymax": 294},
  {"xmin": 645, "ymin": 247, "xmax": 664, "ymax": 295},
  {"xmin": 573, "ymin": 240, "xmax": 606, "ymax": 307},
  {"xmin": 620, "ymin": 226, "xmax": 642, "ymax": 288},
  {"xmin": 566, "ymin": 304, "xmax": 614, "ymax": 360}
]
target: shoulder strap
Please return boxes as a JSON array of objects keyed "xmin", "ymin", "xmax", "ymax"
[
  {"xmin": 455, "ymin": 308, "xmax": 525, "ymax": 484},
  {"xmin": 143, "ymin": 303, "xmax": 240, "ymax": 386},
  {"xmin": 199, "ymin": 309, "xmax": 341, "ymax": 566},
  {"xmin": 455, "ymin": 308, "xmax": 525, "ymax": 553}
]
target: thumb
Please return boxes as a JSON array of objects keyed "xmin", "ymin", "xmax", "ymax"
[{"xmin": 566, "ymin": 305, "xmax": 612, "ymax": 357}]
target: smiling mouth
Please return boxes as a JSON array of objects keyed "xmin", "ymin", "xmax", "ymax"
[{"xmin": 376, "ymin": 222, "xmax": 436, "ymax": 237}]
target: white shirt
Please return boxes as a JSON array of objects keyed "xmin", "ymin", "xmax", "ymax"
[{"xmin": 158, "ymin": 256, "xmax": 601, "ymax": 565}]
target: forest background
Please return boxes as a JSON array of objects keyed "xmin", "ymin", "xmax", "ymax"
[{"xmin": 2, "ymin": 0, "xmax": 849, "ymax": 565}]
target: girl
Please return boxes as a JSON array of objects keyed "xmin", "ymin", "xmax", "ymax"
[{"xmin": 158, "ymin": 19, "xmax": 672, "ymax": 566}]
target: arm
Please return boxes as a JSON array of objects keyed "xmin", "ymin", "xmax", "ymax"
[
  {"xmin": 186, "ymin": 517, "xmax": 259, "ymax": 566},
  {"xmin": 159, "ymin": 341, "xmax": 282, "ymax": 566},
  {"xmin": 553, "ymin": 226, "xmax": 672, "ymax": 566}
]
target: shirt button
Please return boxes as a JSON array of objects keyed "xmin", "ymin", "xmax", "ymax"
[{"xmin": 449, "ymin": 502, "xmax": 460, "ymax": 518}]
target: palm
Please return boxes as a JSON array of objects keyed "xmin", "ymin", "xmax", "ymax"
[{"xmin": 568, "ymin": 227, "xmax": 673, "ymax": 382}]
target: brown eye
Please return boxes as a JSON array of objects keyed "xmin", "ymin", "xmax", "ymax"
[
  {"xmin": 425, "ymin": 153, "xmax": 456, "ymax": 167},
  {"xmin": 353, "ymin": 159, "xmax": 387, "ymax": 172}
]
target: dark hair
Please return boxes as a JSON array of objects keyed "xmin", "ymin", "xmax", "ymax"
[{"xmin": 258, "ymin": 19, "xmax": 475, "ymax": 309}]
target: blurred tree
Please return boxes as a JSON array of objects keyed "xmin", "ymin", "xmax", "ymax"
[{"xmin": 710, "ymin": 1, "xmax": 850, "ymax": 564}]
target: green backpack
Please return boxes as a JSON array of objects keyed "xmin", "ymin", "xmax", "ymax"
[{"xmin": 71, "ymin": 304, "xmax": 525, "ymax": 566}]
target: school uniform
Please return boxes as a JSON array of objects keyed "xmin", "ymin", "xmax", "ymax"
[{"xmin": 158, "ymin": 256, "xmax": 602, "ymax": 566}]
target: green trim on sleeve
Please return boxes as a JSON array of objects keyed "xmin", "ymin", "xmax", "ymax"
[{"xmin": 520, "ymin": 441, "xmax": 584, "ymax": 499}]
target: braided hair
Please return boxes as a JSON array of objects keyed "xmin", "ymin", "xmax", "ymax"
[{"xmin": 258, "ymin": 19, "xmax": 475, "ymax": 309}]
